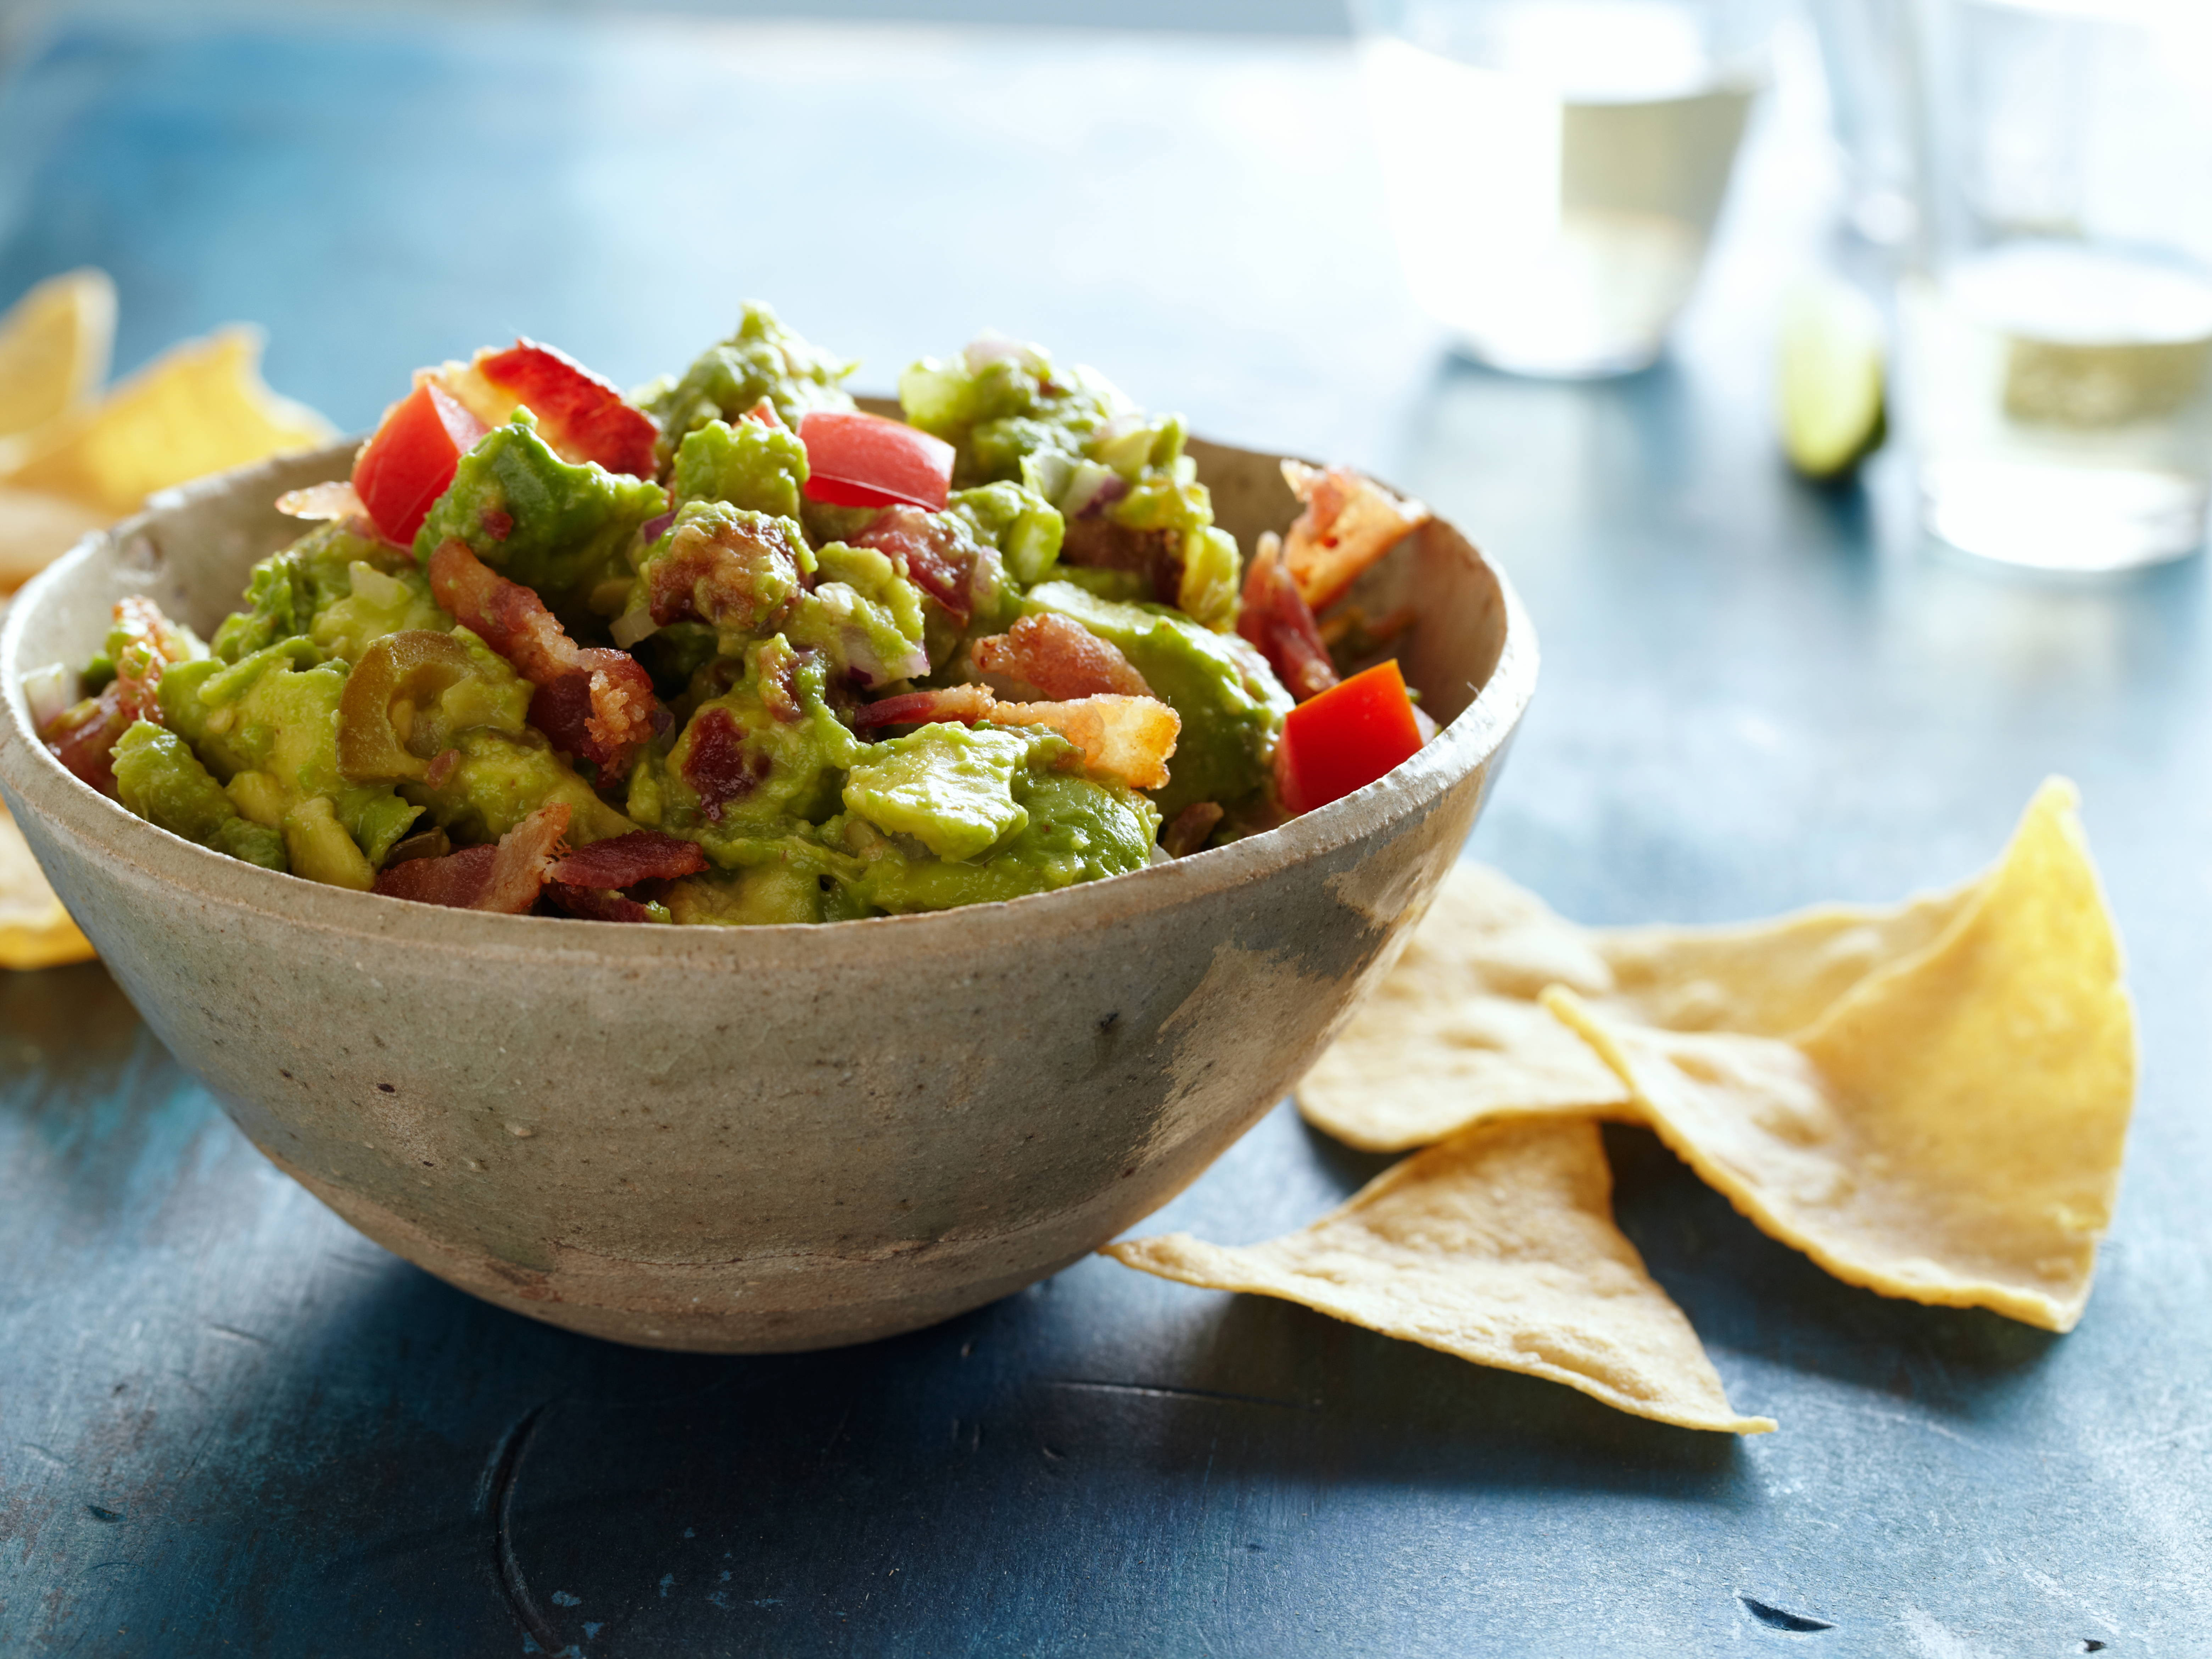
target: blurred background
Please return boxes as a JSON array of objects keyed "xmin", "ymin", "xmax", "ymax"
[{"xmin": 0, "ymin": 0, "xmax": 1832, "ymax": 512}]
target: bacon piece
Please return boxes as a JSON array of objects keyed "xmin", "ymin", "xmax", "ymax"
[
  {"xmin": 1057, "ymin": 516, "xmax": 1182, "ymax": 605},
  {"xmin": 970, "ymin": 613, "xmax": 1152, "ymax": 700},
  {"xmin": 848, "ymin": 684, "xmax": 997, "ymax": 732},
  {"xmin": 680, "ymin": 706, "xmax": 770, "ymax": 821},
  {"xmin": 428, "ymin": 538, "xmax": 659, "ymax": 776},
  {"xmin": 372, "ymin": 802, "xmax": 569, "ymax": 914},
  {"xmin": 42, "ymin": 596, "xmax": 197, "ymax": 796},
  {"xmin": 544, "ymin": 885, "xmax": 659, "ymax": 923},
  {"xmin": 1237, "ymin": 531, "xmax": 1337, "ymax": 703},
  {"xmin": 851, "ymin": 505, "xmax": 978, "ymax": 625},
  {"xmin": 1280, "ymin": 462, "xmax": 1431, "ymax": 612},
  {"xmin": 992, "ymin": 695, "xmax": 1180, "ymax": 792},
  {"xmin": 644, "ymin": 509, "xmax": 810, "ymax": 634},
  {"xmin": 1161, "ymin": 801, "xmax": 1224, "ymax": 858},
  {"xmin": 546, "ymin": 831, "xmax": 706, "ymax": 888},
  {"xmin": 849, "ymin": 682, "xmax": 1179, "ymax": 790}
]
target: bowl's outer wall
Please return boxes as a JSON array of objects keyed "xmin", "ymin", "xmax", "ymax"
[{"xmin": 0, "ymin": 442, "xmax": 1535, "ymax": 1352}]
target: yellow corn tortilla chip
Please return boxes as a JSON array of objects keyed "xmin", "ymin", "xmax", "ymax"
[
  {"xmin": 2, "ymin": 326, "xmax": 333, "ymax": 518},
  {"xmin": 0, "ymin": 268, "xmax": 114, "ymax": 440},
  {"xmin": 0, "ymin": 486, "xmax": 110, "ymax": 591},
  {"xmin": 1544, "ymin": 778, "xmax": 2131, "ymax": 1333},
  {"xmin": 0, "ymin": 802, "xmax": 95, "ymax": 970},
  {"xmin": 1105, "ymin": 1118, "xmax": 1775, "ymax": 1434},
  {"xmin": 1298, "ymin": 862, "xmax": 1979, "ymax": 1152}
]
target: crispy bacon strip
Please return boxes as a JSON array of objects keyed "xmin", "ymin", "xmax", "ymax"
[
  {"xmin": 992, "ymin": 696, "xmax": 1180, "ymax": 792},
  {"xmin": 848, "ymin": 682, "xmax": 1179, "ymax": 791},
  {"xmin": 372, "ymin": 803, "xmax": 570, "ymax": 914},
  {"xmin": 851, "ymin": 505, "xmax": 979, "ymax": 625},
  {"xmin": 680, "ymin": 706, "xmax": 770, "ymax": 821},
  {"xmin": 546, "ymin": 831, "xmax": 706, "ymax": 888},
  {"xmin": 428, "ymin": 538, "xmax": 659, "ymax": 776},
  {"xmin": 1237, "ymin": 531, "xmax": 1337, "ymax": 703},
  {"xmin": 1280, "ymin": 462, "xmax": 1432, "ymax": 612},
  {"xmin": 544, "ymin": 885, "xmax": 659, "ymax": 923},
  {"xmin": 42, "ymin": 596, "xmax": 196, "ymax": 795},
  {"xmin": 1161, "ymin": 801, "xmax": 1224, "ymax": 858},
  {"xmin": 1057, "ymin": 516, "xmax": 1182, "ymax": 605},
  {"xmin": 644, "ymin": 509, "xmax": 810, "ymax": 634},
  {"xmin": 970, "ymin": 613, "xmax": 1151, "ymax": 700},
  {"xmin": 848, "ymin": 684, "xmax": 997, "ymax": 732}
]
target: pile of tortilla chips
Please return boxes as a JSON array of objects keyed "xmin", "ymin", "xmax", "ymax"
[
  {"xmin": 1106, "ymin": 779, "xmax": 2135, "ymax": 1433},
  {"xmin": 0, "ymin": 269, "xmax": 335, "ymax": 967}
]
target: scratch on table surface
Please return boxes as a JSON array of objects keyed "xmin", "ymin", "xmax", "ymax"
[
  {"xmin": 1044, "ymin": 1379, "xmax": 1319, "ymax": 1413},
  {"xmin": 203, "ymin": 1323, "xmax": 273, "ymax": 1347},
  {"xmin": 18, "ymin": 1442, "xmax": 71, "ymax": 1471},
  {"xmin": 480, "ymin": 1401, "xmax": 558, "ymax": 1652}
]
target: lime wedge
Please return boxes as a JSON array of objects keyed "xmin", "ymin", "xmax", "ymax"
[{"xmin": 1777, "ymin": 276, "xmax": 1887, "ymax": 482}]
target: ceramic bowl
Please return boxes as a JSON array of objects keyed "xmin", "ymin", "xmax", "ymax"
[{"xmin": 0, "ymin": 436, "xmax": 1535, "ymax": 1351}]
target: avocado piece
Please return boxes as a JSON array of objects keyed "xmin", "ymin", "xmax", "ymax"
[
  {"xmin": 1021, "ymin": 579, "xmax": 1291, "ymax": 819},
  {"xmin": 948, "ymin": 482, "xmax": 1064, "ymax": 587},
  {"xmin": 627, "ymin": 637, "xmax": 862, "ymax": 864},
  {"xmin": 827, "ymin": 753, "xmax": 1159, "ymax": 916},
  {"xmin": 157, "ymin": 648, "xmax": 423, "ymax": 873},
  {"xmin": 413, "ymin": 412, "xmax": 666, "ymax": 605},
  {"xmin": 308, "ymin": 559, "xmax": 448, "ymax": 665},
  {"xmin": 639, "ymin": 302, "xmax": 858, "ymax": 470},
  {"xmin": 670, "ymin": 418, "xmax": 809, "ymax": 520},
  {"xmin": 842, "ymin": 724, "xmax": 1034, "ymax": 861},
  {"xmin": 111, "ymin": 720, "xmax": 287, "ymax": 870},
  {"xmin": 211, "ymin": 520, "xmax": 388, "ymax": 664},
  {"xmin": 402, "ymin": 727, "xmax": 635, "ymax": 846}
]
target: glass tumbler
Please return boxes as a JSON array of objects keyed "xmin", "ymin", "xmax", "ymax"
[
  {"xmin": 1901, "ymin": 0, "xmax": 2212, "ymax": 570},
  {"xmin": 1352, "ymin": 0, "xmax": 1775, "ymax": 378}
]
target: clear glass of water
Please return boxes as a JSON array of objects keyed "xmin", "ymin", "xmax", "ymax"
[
  {"xmin": 1901, "ymin": 0, "xmax": 2212, "ymax": 570},
  {"xmin": 1352, "ymin": 0, "xmax": 1776, "ymax": 378}
]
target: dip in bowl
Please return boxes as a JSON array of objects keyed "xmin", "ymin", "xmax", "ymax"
[{"xmin": 0, "ymin": 431, "xmax": 1532, "ymax": 1351}]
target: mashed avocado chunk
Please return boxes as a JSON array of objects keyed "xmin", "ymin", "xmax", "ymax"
[
  {"xmin": 112, "ymin": 720, "xmax": 288, "ymax": 870},
  {"xmin": 414, "ymin": 412, "xmax": 666, "ymax": 604},
  {"xmin": 639, "ymin": 303, "xmax": 858, "ymax": 470},
  {"xmin": 842, "ymin": 724, "xmax": 1033, "ymax": 861},
  {"xmin": 156, "ymin": 647, "xmax": 423, "ymax": 878},
  {"xmin": 670, "ymin": 418, "xmax": 809, "ymax": 520}
]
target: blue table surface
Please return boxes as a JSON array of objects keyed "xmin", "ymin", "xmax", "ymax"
[{"xmin": 3, "ymin": 11, "xmax": 2209, "ymax": 1657}]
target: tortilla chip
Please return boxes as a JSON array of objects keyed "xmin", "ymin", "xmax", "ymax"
[
  {"xmin": 0, "ymin": 268, "xmax": 114, "ymax": 440},
  {"xmin": 1298, "ymin": 863, "xmax": 1979, "ymax": 1152},
  {"xmin": 0, "ymin": 486, "xmax": 110, "ymax": 591},
  {"xmin": 1105, "ymin": 1118, "xmax": 1775, "ymax": 1434},
  {"xmin": 1544, "ymin": 779, "xmax": 2131, "ymax": 1332},
  {"xmin": 0, "ymin": 802, "xmax": 94, "ymax": 970},
  {"xmin": 2, "ymin": 326, "xmax": 333, "ymax": 518}
]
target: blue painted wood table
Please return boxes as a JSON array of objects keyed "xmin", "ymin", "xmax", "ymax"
[{"xmin": 2, "ymin": 12, "xmax": 2207, "ymax": 1655}]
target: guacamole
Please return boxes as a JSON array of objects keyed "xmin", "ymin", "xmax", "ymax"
[{"xmin": 43, "ymin": 307, "xmax": 1371, "ymax": 926}]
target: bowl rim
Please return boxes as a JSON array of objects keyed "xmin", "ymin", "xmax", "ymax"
[{"xmin": 0, "ymin": 441, "xmax": 1538, "ymax": 966}]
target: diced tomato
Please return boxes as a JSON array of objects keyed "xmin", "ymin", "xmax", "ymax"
[
  {"xmin": 739, "ymin": 397, "xmax": 784, "ymax": 429},
  {"xmin": 474, "ymin": 339, "xmax": 659, "ymax": 477},
  {"xmin": 798, "ymin": 410, "xmax": 953, "ymax": 512},
  {"xmin": 1275, "ymin": 659, "xmax": 1426, "ymax": 816},
  {"xmin": 352, "ymin": 382, "xmax": 487, "ymax": 545}
]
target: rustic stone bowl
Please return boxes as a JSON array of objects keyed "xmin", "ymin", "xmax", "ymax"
[{"xmin": 0, "ymin": 436, "xmax": 1535, "ymax": 1352}]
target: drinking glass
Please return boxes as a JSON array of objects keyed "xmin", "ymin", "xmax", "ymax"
[
  {"xmin": 1352, "ymin": 0, "xmax": 1776, "ymax": 378},
  {"xmin": 1900, "ymin": 0, "xmax": 2212, "ymax": 570}
]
